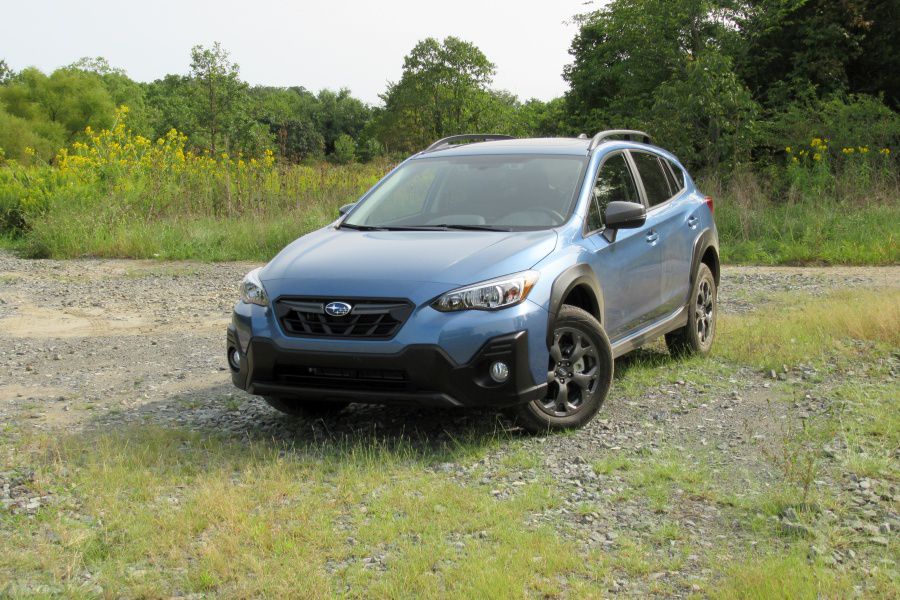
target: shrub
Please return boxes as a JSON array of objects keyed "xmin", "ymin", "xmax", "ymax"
[{"xmin": 331, "ymin": 134, "xmax": 357, "ymax": 164}]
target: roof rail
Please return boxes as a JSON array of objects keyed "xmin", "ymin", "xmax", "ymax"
[
  {"xmin": 424, "ymin": 134, "xmax": 515, "ymax": 152},
  {"xmin": 588, "ymin": 129, "xmax": 652, "ymax": 150}
]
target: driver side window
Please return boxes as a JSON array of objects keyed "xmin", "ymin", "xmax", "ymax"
[{"xmin": 587, "ymin": 153, "xmax": 640, "ymax": 233}]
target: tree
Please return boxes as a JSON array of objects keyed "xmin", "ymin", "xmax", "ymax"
[
  {"xmin": 146, "ymin": 74, "xmax": 199, "ymax": 141},
  {"xmin": 0, "ymin": 59, "xmax": 12, "ymax": 85},
  {"xmin": 0, "ymin": 67, "xmax": 115, "ymax": 140},
  {"xmin": 564, "ymin": 0, "xmax": 744, "ymax": 132},
  {"xmin": 735, "ymin": 0, "xmax": 874, "ymax": 107},
  {"xmin": 332, "ymin": 134, "xmax": 356, "ymax": 163},
  {"xmin": 68, "ymin": 57, "xmax": 154, "ymax": 136},
  {"xmin": 651, "ymin": 52, "xmax": 758, "ymax": 170},
  {"xmin": 189, "ymin": 42, "xmax": 248, "ymax": 154},
  {"xmin": 376, "ymin": 37, "xmax": 497, "ymax": 151}
]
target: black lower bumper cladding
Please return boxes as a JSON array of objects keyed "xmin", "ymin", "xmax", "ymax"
[{"xmin": 227, "ymin": 329, "xmax": 545, "ymax": 408}]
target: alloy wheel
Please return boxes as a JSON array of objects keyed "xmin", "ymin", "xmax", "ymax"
[
  {"xmin": 696, "ymin": 278, "xmax": 714, "ymax": 343},
  {"xmin": 539, "ymin": 327, "xmax": 599, "ymax": 417}
]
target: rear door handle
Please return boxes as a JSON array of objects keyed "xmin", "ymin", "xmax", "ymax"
[
  {"xmin": 687, "ymin": 216, "xmax": 699, "ymax": 229},
  {"xmin": 645, "ymin": 230, "xmax": 659, "ymax": 244}
]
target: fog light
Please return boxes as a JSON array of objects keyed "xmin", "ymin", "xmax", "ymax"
[
  {"xmin": 489, "ymin": 361, "xmax": 509, "ymax": 383},
  {"xmin": 228, "ymin": 348, "xmax": 241, "ymax": 370}
]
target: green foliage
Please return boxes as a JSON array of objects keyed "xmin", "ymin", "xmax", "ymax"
[
  {"xmin": 0, "ymin": 59, "xmax": 12, "ymax": 84},
  {"xmin": 188, "ymin": 42, "xmax": 250, "ymax": 155},
  {"xmin": 331, "ymin": 133, "xmax": 356, "ymax": 164},
  {"xmin": 651, "ymin": 51, "xmax": 758, "ymax": 170},
  {"xmin": 0, "ymin": 66, "xmax": 116, "ymax": 161},
  {"xmin": 375, "ymin": 36, "xmax": 499, "ymax": 151},
  {"xmin": 564, "ymin": 0, "xmax": 898, "ymax": 176}
]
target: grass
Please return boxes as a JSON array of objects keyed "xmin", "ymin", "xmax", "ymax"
[
  {"xmin": 715, "ymin": 288, "xmax": 900, "ymax": 368},
  {"xmin": 2, "ymin": 288, "xmax": 899, "ymax": 596},
  {"xmin": 2, "ymin": 427, "xmax": 591, "ymax": 598},
  {"xmin": 715, "ymin": 198, "xmax": 900, "ymax": 265},
  {"xmin": 704, "ymin": 164, "xmax": 900, "ymax": 265},
  {"xmin": 0, "ymin": 119, "xmax": 897, "ymax": 263}
]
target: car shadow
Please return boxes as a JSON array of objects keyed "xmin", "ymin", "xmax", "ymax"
[
  {"xmin": 613, "ymin": 347, "xmax": 675, "ymax": 379},
  {"xmin": 84, "ymin": 381, "xmax": 520, "ymax": 463},
  {"xmin": 75, "ymin": 347, "xmax": 675, "ymax": 462}
]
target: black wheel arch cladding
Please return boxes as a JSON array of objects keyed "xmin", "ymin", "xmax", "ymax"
[
  {"xmin": 547, "ymin": 264, "xmax": 604, "ymax": 347},
  {"xmin": 690, "ymin": 228, "xmax": 720, "ymax": 286}
]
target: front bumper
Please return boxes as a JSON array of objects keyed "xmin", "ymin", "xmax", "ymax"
[{"xmin": 227, "ymin": 327, "xmax": 546, "ymax": 408}]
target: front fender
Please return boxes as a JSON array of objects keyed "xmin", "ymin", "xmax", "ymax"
[{"xmin": 546, "ymin": 264, "xmax": 604, "ymax": 347}]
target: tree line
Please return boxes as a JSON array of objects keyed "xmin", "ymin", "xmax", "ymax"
[{"xmin": 1, "ymin": 0, "xmax": 897, "ymax": 173}]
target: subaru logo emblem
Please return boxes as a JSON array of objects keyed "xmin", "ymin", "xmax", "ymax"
[{"xmin": 324, "ymin": 301, "xmax": 352, "ymax": 317}]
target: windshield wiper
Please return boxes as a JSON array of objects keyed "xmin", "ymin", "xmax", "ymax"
[
  {"xmin": 411, "ymin": 224, "xmax": 512, "ymax": 232},
  {"xmin": 341, "ymin": 223, "xmax": 450, "ymax": 231},
  {"xmin": 339, "ymin": 223, "xmax": 388, "ymax": 231}
]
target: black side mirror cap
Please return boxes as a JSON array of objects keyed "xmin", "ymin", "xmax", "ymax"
[
  {"xmin": 338, "ymin": 202, "xmax": 356, "ymax": 216},
  {"xmin": 604, "ymin": 201, "xmax": 646, "ymax": 230}
]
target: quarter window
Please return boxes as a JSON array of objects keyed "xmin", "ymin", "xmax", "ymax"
[
  {"xmin": 631, "ymin": 151, "xmax": 672, "ymax": 207},
  {"xmin": 667, "ymin": 160, "xmax": 685, "ymax": 191},
  {"xmin": 587, "ymin": 153, "xmax": 640, "ymax": 232}
]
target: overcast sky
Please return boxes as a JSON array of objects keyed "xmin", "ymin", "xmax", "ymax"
[{"xmin": 2, "ymin": 0, "xmax": 598, "ymax": 104}]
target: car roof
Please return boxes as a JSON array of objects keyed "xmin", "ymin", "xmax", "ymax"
[{"xmin": 418, "ymin": 137, "xmax": 592, "ymax": 157}]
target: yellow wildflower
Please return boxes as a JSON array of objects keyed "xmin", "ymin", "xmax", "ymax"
[
  {"xmin": 858, "ymin": 146, "xmax": 869, "ymax": 154},
  {"xmin": 813, "ymin": 153, "xmax": 821, "ymax": 161},
  {"xmin": 880, "ymin": 148, "xmax": 891, "ymax": 155}
]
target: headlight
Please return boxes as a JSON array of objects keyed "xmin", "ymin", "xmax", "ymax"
[
  {"xmin": 433, "ymin": 271, "xmax": 539, "ymax": 312},
  {"xmin": 240, "ymin": 267, "xmax": 269, "ymax": 307}
]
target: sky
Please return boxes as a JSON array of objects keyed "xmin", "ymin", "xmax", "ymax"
[{"xmin": 1, "ymin": 0, "xmax": 597, "ymax": 105}]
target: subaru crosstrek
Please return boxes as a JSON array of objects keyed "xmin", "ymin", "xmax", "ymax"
[{"xmin": 227, "ymin": 131, "xmax": 719, "ymax": 432}]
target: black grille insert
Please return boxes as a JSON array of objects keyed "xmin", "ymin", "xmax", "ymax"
[
  {"xmin": 274, "ymin": 364, "xmax": 410, "ymax": 391},
  {"xmin": 275, "ymin": 297, "xmax": 413, "ymax": 339}
]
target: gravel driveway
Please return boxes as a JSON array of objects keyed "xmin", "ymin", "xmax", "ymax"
[{"xmin": 2, "ymin": 252, "xmax": 897, "ymax": 596}]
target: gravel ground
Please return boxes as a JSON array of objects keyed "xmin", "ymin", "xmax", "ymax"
[{"xmin": 1, "ymin": 252, "xmax": 898, "ymax": 596}]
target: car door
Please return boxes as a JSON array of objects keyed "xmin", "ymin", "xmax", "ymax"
[
  {"xmin": 585, "ymin": 151, "xmax": 663, "ymax": 342},
  {"xmin": 629, "ymin": 150, "xmax": 694, "ymax": 316}
]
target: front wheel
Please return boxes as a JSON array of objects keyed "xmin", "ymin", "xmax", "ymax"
[
  {"xmin": 514, "ymin": 305, "xmax": 613, "ymax": 433},
  {"xmin": 665, "ymin": 262, "xmax": 717, "ymax": 357}
]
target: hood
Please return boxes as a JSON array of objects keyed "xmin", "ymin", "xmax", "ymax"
[{"xmin": 261, "ymin": 226, "xmax": 558, "ymax": 302}]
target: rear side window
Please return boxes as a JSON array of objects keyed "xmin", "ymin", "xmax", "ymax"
[
  {"xmin": 587, "ymin": 153, "xmax": 640, "ymax": 232},
  {"xmin": 630, "ymin": 151, "xmax": 672, "ymax": 207},
  {"xmin": 666, "ymin": 160, "xmax": 685, "ymax": 191}
]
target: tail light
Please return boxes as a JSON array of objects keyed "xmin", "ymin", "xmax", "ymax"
[{"xmin": 705, "ymin": 196, "xmax": 714, "ymax": 214}]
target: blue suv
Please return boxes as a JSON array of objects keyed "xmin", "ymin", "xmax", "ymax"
[{"xmin": 227, "ymin": 131, "xmax": 719, "ymax": 432}]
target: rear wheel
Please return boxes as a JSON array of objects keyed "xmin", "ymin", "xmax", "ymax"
[
  {"xmin": 263, "ymin": 397, "xmax": 349, "ymax": 418},
  {"xmin": 514, "ymin": 305, "xmax": 613, "ymax": 433},
  {"xmin": 665, "ymin": 263, "xmax": 717, "ymax": 357}
]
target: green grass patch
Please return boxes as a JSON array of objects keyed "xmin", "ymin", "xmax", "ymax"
[
  {"xmin": 0, "ymin": 426, "xmax": 594, "ymax": 598},
  {"xmin": 715, "ymin": 288, "xmax": 900, "ymax": 368},
  {"xmin": 716, "ymin": 199, "xmax": 900, "ymax": 265}
]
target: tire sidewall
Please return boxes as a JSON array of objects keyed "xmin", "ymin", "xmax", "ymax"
[
  {"xmin": 520, "ymin": 305, "xmax": 613, "ymax": 430},
  {"xmin": 687, "ymin": 264, "xmax": 717, "ymax": 354}
]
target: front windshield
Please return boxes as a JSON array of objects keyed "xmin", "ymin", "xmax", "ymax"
[{"xmin": 343, "ymin": 154, "xmax": 587, "ymax": 230}]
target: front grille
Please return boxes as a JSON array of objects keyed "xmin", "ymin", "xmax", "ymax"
[
  {"xmin": 273, "ymin": 364, "xmax": 410, "ymax": 391},
  {"xmin": 275, "ymin": 297, "xmax": 413, "ymax": 339}
]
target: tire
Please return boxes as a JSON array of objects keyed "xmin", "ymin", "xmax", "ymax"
[
  {"xmin": 665, "ymin": 262, "xmax": 717, "ymax": 357},
  {"xmin": 514, "ymin": 305, "xmax": 614, "ymax": 433},
  {"xmin": 262, "ymin": 397, "xmax": 349, "ymax": 418}
]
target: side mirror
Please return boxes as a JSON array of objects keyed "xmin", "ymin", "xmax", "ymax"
[
  {"xmin": 604, "ymin": 201, "xmax": 646, "ymax": 230},
  {"xmin": 338, "ymin": 202, "xmax": 356, "ymax": 216}
]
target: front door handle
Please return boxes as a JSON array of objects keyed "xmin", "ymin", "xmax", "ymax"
[
  {"xmin": 645, "ymin": 230, "xmax": 659, "ymax": 244},
  {"xmin": 687, "ymin": 215, "xmax": 699, "ymax": 229}
]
